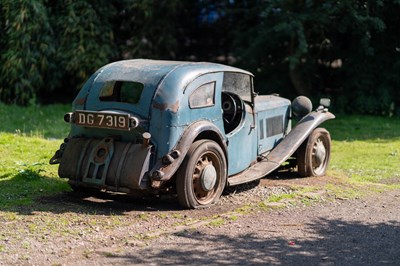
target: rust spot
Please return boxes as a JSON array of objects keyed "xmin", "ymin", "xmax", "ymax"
[
  {"xmin": 170, "ymin": 100, "xmax": 179, "ymax": 113},
  {"xmin": 152, "ymin": 100, "xmax": 179, "ymax": 113},
  {"xmin": 152, "ymin": 102, "xmax": 168, "ymax": 110},
  {"xmin": 73, "ymin": 96, "xmax": 87, "ymax": 106},
  {"xmin": 151, "ymin": 180, "xmax": 163, "ymax": 189}
]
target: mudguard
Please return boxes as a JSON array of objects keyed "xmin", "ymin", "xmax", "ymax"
[
  {"xmin": 228, "ymin": 110, "xmax": 335, "ymax": 186},
  {"xmin": 148, "ymin": 120, "xmax": 227, "ymax": 184}
]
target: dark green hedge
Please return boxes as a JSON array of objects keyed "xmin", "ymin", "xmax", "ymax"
[{"xmin": 1, "ymin": 0, "xmax": 399, "ymax": 116}]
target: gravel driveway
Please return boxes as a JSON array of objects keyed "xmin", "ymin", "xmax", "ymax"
[
  {"xmin": 1, "ymin": 176, "xmax": 399, "ymax": 265},
  {"xmin": 69, "ymin": 189, "xmax": 400, "ymax": 266}
]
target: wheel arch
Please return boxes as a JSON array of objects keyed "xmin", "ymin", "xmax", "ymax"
[
  {"xmin": 148, "ymin": 120, "xmax": 227, "ymax": 185},
  {"xmin": 194, "ymin": 130, "xmax": 227, "ymax": 158}
]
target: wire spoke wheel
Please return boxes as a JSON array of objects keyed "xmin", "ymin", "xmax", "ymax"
[
  {"xmin": 297, "ymin": 128, "xmax": 331, "ymax": 177},
  {"xmin": 176, "ymin": 140, "xmax": 227, "ymax": 209}
]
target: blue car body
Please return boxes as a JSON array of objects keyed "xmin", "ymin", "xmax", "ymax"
[{"xmin": 51, "ymin": 59, "xmax": 334, "ymax": 208}]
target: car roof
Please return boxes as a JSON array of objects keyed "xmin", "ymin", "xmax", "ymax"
[
  {"xmin": 100, "ymin": 59, "xmax": 254, "ymax": 83},
  {"xmin": 88, "ymin": 59, "xmax": 254, "ymax": 116}
]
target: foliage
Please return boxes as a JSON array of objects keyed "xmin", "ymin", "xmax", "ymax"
[
  {"xmin": 115, "ymin": 0, "xmax": 188, "ymax": 59},
  {"xmin": 46, "ymin": 0, "xmax": 117, "ymax": 100},
  {"xmin": 0, "ymin": 1, "xmax": 399, "ymax": 116},
  {"xmin": 0, "ymin": 0, "xmax": 117, "ymax": 104},
  {"xmin": 234, "ymin": 0, "xmax": 400, "ymax": 116},
  {"xmin": 0, "ymin": 0, "xmax": 54, "ymax": 105}
]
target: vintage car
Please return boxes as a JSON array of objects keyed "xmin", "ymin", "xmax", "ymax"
[{"xmin": 50, "ymin": 59, "xmax": 335, "ymax": 208}]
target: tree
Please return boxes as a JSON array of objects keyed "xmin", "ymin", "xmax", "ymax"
[
  {"xmin": 235, "ymin": 0, "xmax": 399, "ymax": 115},
  {"xmin": 114, "ymin": 0, "xmax": 189, "ymax": 60},
  {"xmin": 0, "ymin": 0, "xmax": 55, "ymax": 105},
  {"xmin": 45, "ymin": 0, "xmax": 117, "ymax": 101},
  {"xmin": 0, "ymin": 0, "xmax": 117, "ymax": 104},
  {"xmin": 1, "ymin": 0, "xmax": 399, "ymax": 116}
]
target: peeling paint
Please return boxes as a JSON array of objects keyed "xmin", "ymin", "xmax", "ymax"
[
  {"xmin": 152, "ymin": 100, "xmax": 180, "ymax": 113},
  {"xmin": 73, "ymin": 96, "xmax": 87, "ymax": 106}
]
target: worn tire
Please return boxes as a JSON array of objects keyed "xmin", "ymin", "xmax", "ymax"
[
  {"xmin": 176, "ymin": 140, "xmax": 227, "ymax": 209},
  {"xmin": 297, "ymin": 128, "xmax": 331, "ymax": 177}
]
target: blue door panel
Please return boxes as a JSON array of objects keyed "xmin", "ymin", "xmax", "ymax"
[{"xmin": 226, "ymin": 104, "xmax": 257, "ymax": 175}]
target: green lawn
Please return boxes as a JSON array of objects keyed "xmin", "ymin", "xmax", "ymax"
[
  {"xmin": 0, "ymin": 104, "xmax": 399, "ymax": 209},
  {"xmin": 0, "ymin": 103, "xmax": 71, "ymax": 208},
  {"xmin": 324, "ymin": 115, "xmax": 400, "ymax": 186},
  {"xmin": 0, "ymin": 103, "xmax": 70, "ymax": 138}
]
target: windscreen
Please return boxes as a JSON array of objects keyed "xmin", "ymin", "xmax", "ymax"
[{"xmin": 222, "ymin": 72, "xmax": 253, "ymax": 102}]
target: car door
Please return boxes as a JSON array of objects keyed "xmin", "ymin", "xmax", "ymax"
[{"xmin": 221, "ymin": 72, "xmax": 257, "ymax": 176}]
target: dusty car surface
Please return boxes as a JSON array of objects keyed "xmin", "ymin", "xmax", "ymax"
[{"xmin": 50, "ymin": 59, "xmax": 335, "ymax": 209}]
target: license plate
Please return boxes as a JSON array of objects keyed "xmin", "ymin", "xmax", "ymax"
[{"xmin": 74, "ymin": 111, "xmax": 130, "ymax": 131}]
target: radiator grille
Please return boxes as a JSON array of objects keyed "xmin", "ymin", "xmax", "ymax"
[{"xmin": 266, "ymin": 116, "xmax": 283, "ymax": 137}]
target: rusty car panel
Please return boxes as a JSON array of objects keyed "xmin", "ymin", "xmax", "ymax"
[
  {"xmin": 50, "ymin": 59, "xmax": 334, "ymax": 209},
  {"xmin": 58, "ymin": 137, "xmax": 151, "ymax": 190}
]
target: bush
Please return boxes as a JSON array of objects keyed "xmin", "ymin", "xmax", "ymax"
[
  {"xmin": 0, "ymin": 0, "xmax": 399, "ymax": 116},
  {"xmin": 0, "ymin": 0, "xmax": 54, "ymax": 105}
]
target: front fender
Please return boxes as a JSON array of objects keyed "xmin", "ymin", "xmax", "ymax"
[
  {"xmin": 148, "ymin": 121, "xmax": 226, "ymax": 183},
  {"xmin": 266, "ymin": 110, "xmax": 335, "ymax": 165}
]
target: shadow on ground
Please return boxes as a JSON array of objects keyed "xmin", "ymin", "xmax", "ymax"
[
  {"xmin": 99, "ymin": 218, "xmax": 400, "ymax": 265},
  {"xmin": 1, "ymin": 170, "xmax": 321, "ymax": 215},
  {"xmin": 4, "ymin": 178, "xmax": 264, "ymax": 215}
]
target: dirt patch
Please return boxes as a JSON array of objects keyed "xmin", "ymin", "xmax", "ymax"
[{"xmin": 377, "ymin": 176, "xmax": 400, "ymax": 185}]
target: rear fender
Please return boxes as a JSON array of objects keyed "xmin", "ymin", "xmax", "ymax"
[{"xmin": 148, "ymin": 121, "xmax": 226, "ymax": 183}]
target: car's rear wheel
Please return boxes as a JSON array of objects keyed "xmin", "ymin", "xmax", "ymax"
[
  {"xmin": 297, "ymin": 128, "xmax": 331, "ymax": 177},
  {"xmin": 176, "ymin": 140, "xmax": 227, "ymax": 209}
]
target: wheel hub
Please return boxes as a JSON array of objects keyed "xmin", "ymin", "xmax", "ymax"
[
  {"xmin": 200, "ymin": 165, "xmax": 217, "ymax": 192},
  {"xmin": 313, "ymin": 139, "xmax": 326, "ymax": 166}
]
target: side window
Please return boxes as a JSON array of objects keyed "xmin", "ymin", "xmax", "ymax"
[
  {"xmin": 189, "ymin": 81, "xmax": 216, "ymax": 109},
  {"xmin": 99, "ymin": 81, "xmax": 144, "ymax": 104}
]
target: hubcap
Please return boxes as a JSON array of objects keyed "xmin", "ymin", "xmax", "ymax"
[
  {"xmin": 200, "ymin": 165, "xmax": 217, "ymax": 192},
  {"xmin": 313, "ymin": 138, "xmax": 326, "ymax": 168}
]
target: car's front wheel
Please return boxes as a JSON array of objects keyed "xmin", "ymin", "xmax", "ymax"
[
  {"xmin": 297, "ymin": 128, "xmax": 331, "ymax": 177},
  {"xmin": 176, "ymin": 140, "xmax": 227, "ymax": 209}
]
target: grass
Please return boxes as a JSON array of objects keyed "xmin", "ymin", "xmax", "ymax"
[
  {"xmin": 208, "ymin": 217, "xmax": 225, "ymax": 227},
  {"xmin": 324, "ymin": 115, "xmax": 400, "ymax": 188},
  {"xmin": 0, "ymin": 133, "xmax": 70, "ymax": 208},
  {"xmin": 0, "ymin": 103, "xmax": 71, "ymax": 209},
  {"xmin": 0, "ymin": 102, "xmax": 70, "ymax": 138},
  {"xmin": 325, "ymin": 114, "xmax": 400, "ymax": 141},
  {"xmin": 0, "ymin": 104, "xmax": 399, "ymax": 211}
]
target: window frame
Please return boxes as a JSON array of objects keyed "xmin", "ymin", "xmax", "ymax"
[{"xmin": 188, "ymin": 81, "xmax": 216, "ymax": 109}]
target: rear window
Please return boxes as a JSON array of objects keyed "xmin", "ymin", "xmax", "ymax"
[{"xmin": 99, "ymin": 81, "xmax": 144, "ymax": 104}]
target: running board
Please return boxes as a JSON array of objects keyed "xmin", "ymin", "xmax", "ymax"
[{"xmin": 227, "ymin": 160, "xmax": 280, "ymax": 186}]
